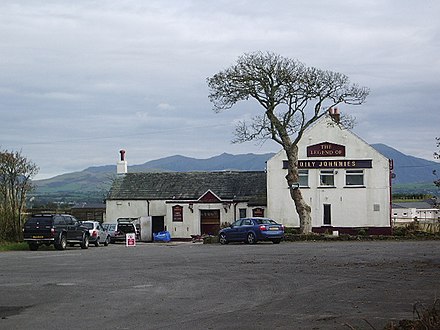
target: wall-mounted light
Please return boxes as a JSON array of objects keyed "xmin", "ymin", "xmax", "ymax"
[
  {"xmin": 223, "ymin": 202, "xmax": 230, "ymax": 213},
  {"xmin": 189, "ymin": 203, "xmax": 194, "ymax": 213}
]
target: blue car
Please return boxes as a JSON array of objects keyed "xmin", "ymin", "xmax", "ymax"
[{"xmin": 218, "ymin": 217, "xmax": 284, "ymax": 245}]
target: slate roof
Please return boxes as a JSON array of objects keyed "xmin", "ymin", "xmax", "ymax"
[
  {"xmin": 392, "ymin": 201, "xmax": 438, "ymax": 210},
  {"xmin": 107, "ymin": 171, "xmax": 267, "ymax": 205}
]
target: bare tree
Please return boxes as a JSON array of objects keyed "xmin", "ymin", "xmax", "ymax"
[
  {"xmin": 0, "ymin": 149, "xmax": 39, "ymax": 241},
  {"xmin": 434, "ymin": 137, "xmax": 440, "ymax": 189},
  {"xmin": 207, "ymin": 51, "xmax": 369, "ymax": 233}
]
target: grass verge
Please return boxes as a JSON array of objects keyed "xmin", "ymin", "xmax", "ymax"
[{"xmin": 0, "ymin": 241, "xmax": 29, "ymax": 252}]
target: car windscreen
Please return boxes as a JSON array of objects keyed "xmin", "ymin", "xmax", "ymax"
[
  {"xmin": 26, "ymin": 217, "xmax": 53, "ymax": 226},
  {"xmin": 83, "ymin": 223, "xmax": 94, "ymax": 229}
]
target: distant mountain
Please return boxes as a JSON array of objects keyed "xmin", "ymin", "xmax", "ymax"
[
  {"xmin": 371, "ymin": 144, "xmax": 440, "ymax": 184},
  {"xmin": 31, "ymin": 146, "xmax": 440, "ymax": 204},
  {"xmin": 31, "ymin": 153, "xmax": 275, "ymax": 204},
  {"xmin": 129, "ymin": 153, "xmax": 273, "ymax": 172}
]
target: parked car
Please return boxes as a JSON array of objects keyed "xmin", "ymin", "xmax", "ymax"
[
  {"xmin": 23, "ymin": 214, "xmax": 90, "ymax": 251},
  {"xmin": 105, "ymin": 220, "xmax": 138, "ymax": 243},
  {"xmin": 218, "ymin": 217, "xmax": 284, "ymax": 245},
  {"xmin": 82, "ymin": 221, "xmax": 110, "ymax": 247},
  {"xmin": 102, "ymin": 223, "xmax": 116, "ymax": 241}
]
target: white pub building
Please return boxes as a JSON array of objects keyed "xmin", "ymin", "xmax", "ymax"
[
  {"xmin": 267, "ymin": 113, "xmax": 392, "ymax": 235},
  {"xmin": 106, "ymin": 112, "xmax": 393, "ymax": 239}
]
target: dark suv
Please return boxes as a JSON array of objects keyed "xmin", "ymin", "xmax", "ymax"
[{"xmin": 23, "ymin": 214, "xmax": 90, "ymax": 251}]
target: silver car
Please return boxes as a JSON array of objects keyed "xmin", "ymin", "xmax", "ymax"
[
  {"xmin": 82, "ymin": 221, "xmax": 110, "ymax": 247},
  {"xmin": 102, "ymin": 223, "xmax": 117, "ymax": 243}
]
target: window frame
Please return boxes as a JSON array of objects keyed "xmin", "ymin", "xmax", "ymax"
[
  {"xmin": 299, "ymin": 169, "xmax": 309, "ymax": 187},
  {"xmin": 345, "ymin": 169, "xmax": 365, "ymax": 187},
  {"xmin": 319, "ymin": 169, "xmax": 335, "ymax": 187}
]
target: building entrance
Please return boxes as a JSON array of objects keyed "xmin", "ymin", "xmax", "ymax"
[
  {"xmin": 152, "ymin": 216, "xmax": 165, "ymax": 234},
  {"xmin": 200, "ymin": 210, "xmax": 220, "ymax": 235}
]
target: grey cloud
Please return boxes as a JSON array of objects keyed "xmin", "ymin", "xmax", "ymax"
[{"xmin": 1, "ymin": 0, "xmax": 439, "ymax": 178}]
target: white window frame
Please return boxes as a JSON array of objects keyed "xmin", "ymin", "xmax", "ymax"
[
  {"xmin": 345, "ymin": 169, "xmax": 364, "ymax": 186},
  {"xmin": 320, "ymin": 169, "xmax": 335, "ymax": 187},
  {"xmin": 299, "ymin": 169, "xmax": 309, "ymax": 187}
]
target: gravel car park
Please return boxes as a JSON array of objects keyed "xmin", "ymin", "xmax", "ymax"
[{"xmin": 1, "ymin": 241, "xmax": 439, "ymax": 329}]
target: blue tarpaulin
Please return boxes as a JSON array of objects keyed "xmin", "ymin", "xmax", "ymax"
[{"xmin": 153, "ymin": 231, "xmax": 171, "ymax": 242}]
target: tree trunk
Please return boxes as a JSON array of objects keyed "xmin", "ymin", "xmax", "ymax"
[{"xmin": 285, "ymin": 145, "xmax": 312, "ymax": 234}]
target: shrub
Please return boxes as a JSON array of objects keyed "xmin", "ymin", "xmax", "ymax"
[{"xmin": 384, "ymin": 299, "xmax": 440, "ymax": 329}]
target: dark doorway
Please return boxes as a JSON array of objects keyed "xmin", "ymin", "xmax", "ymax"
[
  {"xmin": 200, "ymin": 210, "xmax": 220, "ymax": 235},
  {"xmin": 323, "ymin": 204, "xmax": 331, "ymax": 225},
  {"xmin": 152, "ymin": 216, "xmax": 165, "ymax": 234}
]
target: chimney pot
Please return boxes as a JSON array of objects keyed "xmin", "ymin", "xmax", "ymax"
[
  {"xmin": 117, "ymin": 150, "xmax": 127, "ymax": 175},
  {"xmin": 120, "ymin": 149, "xmax": 126, "ymax": 161}
]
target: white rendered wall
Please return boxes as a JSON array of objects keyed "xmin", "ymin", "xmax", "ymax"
[
  {"xmin": 107, "ymin": 199, "xmax": 265, "ymax": 238},
  {"xmin": 267, "ymin": 116, "xmax": 391, "ymax": 229}
]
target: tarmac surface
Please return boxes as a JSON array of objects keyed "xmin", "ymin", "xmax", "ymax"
[{"xmin": 0, "ymin": 240, "xmax": 439, "ymax": 329}]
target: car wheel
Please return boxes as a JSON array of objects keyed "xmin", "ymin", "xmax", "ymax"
[
  {"xmin": 104, "ymin": 236, "xmax": 110, "ymax": 246},
  {"xmin": 29, "ymin": 243, "xmax": 39, "ymax": 251},
  {"xmin": 55, "ymin": 234, "xmax": 67, "ymax": 250},
  {"xmin": 272, "ymin": 238, "xmax": 281, "ymax": 244},
  {"xmin": 94, "ymin": 238, "xmax": 100, "ymax": 247},
  {"xmin": 80, "ymin": 235, "xmax": 89, "ymax": 249},
  {"xmin": 219, "ymin": 233, "xmax": 228, "ymax": 245},
  {"xmin": 246, "ymin": 232, "xmax": 257, "ymax": 244}
]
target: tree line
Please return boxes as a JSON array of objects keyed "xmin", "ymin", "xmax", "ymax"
[{"xmin": 0, "ymin": 149, "xmax": 38, "ymax": 242}]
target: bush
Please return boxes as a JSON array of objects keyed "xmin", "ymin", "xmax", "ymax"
[
  {"xmin": 384, "ymin": 299, "xmax": 440, "ymax": 329},
  {"xmin": 203, "ymin": 235, "xmax": 218, "ymax": 244}
]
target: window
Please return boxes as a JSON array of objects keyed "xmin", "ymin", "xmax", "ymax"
[
  {"xmin": 53, "ymin": 216, "xmax": 66, "ymax": 226},
  {"xmin": 255, "ymin": 219, "xmax": 277, "ymax": 225},
  {"xmin": 346, "ymin": 169, "xmax": 364, "ymax": 186},
  {"xmin": 243, "ymin": 219, "xmax": 253, "ymax": 225},
  {"xmin": 231, "ymin": 219, "xmax": 243, "ymax": 227},
  {"xmin": 64, "ymin": 216, "xmax": 74, "ymax": 225},
  {"xmin": 320, "ymin": 170, "xmax": 334, "ymax": 186},
  {"xmin": 299, "ymin": 169, "xmax": 309, "ymax": 187},
  {"xmin": 239, "ymin": 208, "xmax": 247, "ymax": 219}
]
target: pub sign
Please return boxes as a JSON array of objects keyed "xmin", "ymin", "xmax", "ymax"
[{"xmin": 307, "ymin": 142, "xmax": 345, "ymax": 157}]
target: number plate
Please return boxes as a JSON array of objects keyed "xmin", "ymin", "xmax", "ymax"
[
  {"xmin": 32, "ymin": 236, "xmax": 44, "ymax": 239},
  {"xmin": 269, "ymin": 227, "xmax": 279, "ymax": 231}
]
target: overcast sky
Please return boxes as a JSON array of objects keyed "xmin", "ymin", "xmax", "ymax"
[{"xmin": 1, "ymin": 0, "xmax": 439, "ymax": 179}]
